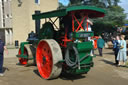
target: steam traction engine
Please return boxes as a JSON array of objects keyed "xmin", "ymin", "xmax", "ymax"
[{"xmin": 16, "ymin": 6, "xmax": 105, "ymax": 79}]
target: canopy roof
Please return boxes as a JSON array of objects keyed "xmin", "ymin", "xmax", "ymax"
[
  {"xmin": 32, "ymin": 5, "xmax": 106, "ymax": 20},
  {"xmin": 124, "ymin": 24, "xmax": 128, "ymax": 26}
]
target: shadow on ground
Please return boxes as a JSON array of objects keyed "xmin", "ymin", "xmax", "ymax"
[
  {"xmin": 33, "ymin": 69, "xmax": 86, "ymax": 81},
  {"xmin": 3, "ymin": 67, "xmax": 10, "ymax": 73},
  {"xmin": 33, "ymin": 69, "xmax": 42, "ymax": 78},
  {"xmin": 59, "ymin": 73, "xmax": 86, "ymax": 81},
  {"xmin": 100, "ymin": 59, "xmax": 115, "ymax": 66},
  {"xmin": 103, "ymin": 52, "xmax": 114, "ymax": 55}
]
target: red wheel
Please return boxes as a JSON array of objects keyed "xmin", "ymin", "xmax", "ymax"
[
  {"xmin": 36, "ymin": 39, "xmax": 62, "ymax": 79},
  {"xmin": 18, "ymin": 48, "xmax": 28, "ymax": 65}
]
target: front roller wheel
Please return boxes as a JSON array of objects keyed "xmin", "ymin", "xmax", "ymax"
[
  {"xmin": 36, "ymin": 39, "xmax": 63, "ymax": 79},
  {"xmin": 18, "ymin": 48, "xmax": 28, "ymax": 65}
]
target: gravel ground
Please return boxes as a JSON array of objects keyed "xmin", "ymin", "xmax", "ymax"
[{"xmin": 0, "ymin": 48, "xmax": 128, "ymax": 85}]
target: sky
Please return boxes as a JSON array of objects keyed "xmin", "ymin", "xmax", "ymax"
[
  {"xmin": 118, "ymin": 0, "xmax": 128, "ymax": 19},
  {"xmin": 59, "ymin": 0, "xmax": 69, "ymax": 6},
  {"xmin": 118, "ymin": 0, "xmax": 128, "ymax": 13}
]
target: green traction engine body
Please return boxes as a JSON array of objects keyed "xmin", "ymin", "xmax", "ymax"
[
  {"xmin": 64, "ymin": 32, "xmax": 94, "ymax": 74},
  {"xmin": 16, "ymin": 6, "xmax": 106, "ymax": 79}
]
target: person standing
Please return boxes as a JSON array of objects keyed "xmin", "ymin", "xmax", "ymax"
[
  {"xmin": 84, "ymin": 19, "xmax": 93, "ymax": 31},
  {"xmin": 0, "ymin": 36, "xmax": 8, "ymax": 76},
  {"xmin": 80, "ymin": 13, "xmax": 93, "ymax": 32},
  {"xmin": 90, "ymin": 37, "xmax": 94, "ymax": 56},
  {"xmin": 97, "ymin": 36, "xmax": 105, "ymax": 57},
  {"xmin": 117, "ymin": 35, "xmax": 127, "ymax": 66},
  {"xmin": 112, "ymin": 36, "xmax": 120, "ymax": 65}
]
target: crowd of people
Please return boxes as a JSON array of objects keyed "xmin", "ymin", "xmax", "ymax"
[
  {"xmin": 94, "ymin": 34, "xmax": 128, "ymax": 67},
  {"xmin": 112, "ymin": 35, "xmax": 127, "ymax": 66}
]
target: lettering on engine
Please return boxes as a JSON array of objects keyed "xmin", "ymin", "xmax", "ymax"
[{"xmin": 79, "ymin": 33, "xmax": 90, "ymax": 38}]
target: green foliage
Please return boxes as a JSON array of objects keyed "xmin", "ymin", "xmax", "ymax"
[
  {"xmin": 58, "ymin": 2, "xmax": 66, "ymax": 9},
  {"xmin": 125, "ymin": 20, "xmax": 128, "ymax": 24},
  {"xmin": 92, "ymin": 18, "xmax": 116, "ymax": 35},
  {"xmin": 92, "ymin": 5, "xmax": 126, "ymax": 35},
  {"xmin": 69, "ymin": 0, "xmax": 82, "ymax": 4},
  {"xmin": 104, "ymin": 6, "xmax": 126, "ymax": 26}
]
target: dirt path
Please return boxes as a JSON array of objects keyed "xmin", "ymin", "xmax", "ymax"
[{"xmin": 0, "ymin": 48, "xmax": 128, "ymax": 85}]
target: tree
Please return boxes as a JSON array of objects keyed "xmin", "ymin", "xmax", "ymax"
[
  {"xmin": 69, "ymin": 0, "xmax": 82, "ymax": 4},
  {"xmin": 114, "ymin": 0, "xmax": 120, "ymax": 6},
  {"xmin": 104, "ymin": 6, "xmax": 126, "ymax": 26},
  {"xmin": 69, "ymin": 0, "xmax": 120, "ymax": 7},
  {"xmin": 92, "ymin": 5, "xmax": 126, "ymax": 35},
  {"xmin": 58, "ymin": 2, "xmax": 66, "ymax": 9}
]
